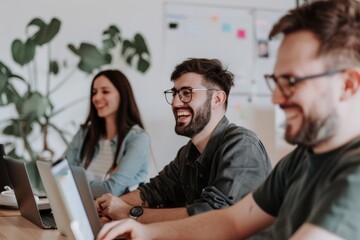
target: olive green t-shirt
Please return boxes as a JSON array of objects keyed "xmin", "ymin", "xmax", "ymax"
[{"xmin": 253, "ymin": 136, "xmax": 360, "ymax": 240}]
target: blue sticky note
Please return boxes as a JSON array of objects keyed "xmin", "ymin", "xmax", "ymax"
[{"xmin": 222, "ymin": 23, "xmax": 231, "ymax": 32}]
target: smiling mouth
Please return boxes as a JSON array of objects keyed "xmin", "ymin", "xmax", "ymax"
[{"xmin": 177, "ymin": 111, "xmax": 190, "ymax": 119}]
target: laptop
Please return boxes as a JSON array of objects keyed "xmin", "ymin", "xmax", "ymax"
[
  {"xmin": 4, "ymin": 156, "xmax": 56, "ymax": 229},
  {"xmin": 0, "ymin": 144, "xmax": 12, "ymax": 191},
  {"xmin": 36, "ymin": 158, "xmax": 98, "ymax": 240}
]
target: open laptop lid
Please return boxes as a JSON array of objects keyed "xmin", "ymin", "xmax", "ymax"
[
  {"xmin": 4, "ymin": 156, "xmax": 49, "ymax": 228},
  {"xmin": 70, "ymin": 165, "xmax": 102, "ymax": 235},
  {"xmin": 37, "ymin": 159, "xmax": 75, "ymax": 237},
  {"xmin": 0, "ymin": 144, "xmax": 12, "ymax": 191},
  {"xmin": 39, "ymin": 158, "xmax": 94, "ymax": 240}
]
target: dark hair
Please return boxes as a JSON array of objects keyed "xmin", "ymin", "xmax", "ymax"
[
  {"xmin": 269, "ymin": 0, "xmax": 360, "ymax": 69},
  {"xmin": 170, "ymin": 58, "xmax": 235, "ymax": 109},
  {"xmin": 81, "ymin": 69, "xmax": 144, "ymax": 169}
]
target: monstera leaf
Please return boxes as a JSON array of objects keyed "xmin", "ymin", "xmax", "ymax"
[
  {"xmin": 0, "ymin": 61, "xmax": 24, "ymax": 105},
  {"xmin": 121, "ymin": 34, "xmax": 150, "ymax": 73},
  {"xmin": 3, "ymin": 119, "xmax": 33, "ymax": 137},
  {"xmin": 11, "ymin": 39, "xmax": 36, "ymax": 66},
  {"xmin": 28, "ymin": 18, "xmax": 61, "ymax": 46},
  {"xmin": 68, "ymin": 43, "xmax": 112, "ymax": 73},
  {"xmin": 102, "ymin": 25, "xmax": 121, "ymax": 50},
  {"xmin": 16, "ymin": 92, "xmax": 50, "ymax": 122}
]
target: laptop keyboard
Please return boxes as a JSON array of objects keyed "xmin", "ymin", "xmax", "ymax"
[{"xmin": 40, "ymin": 210, "xmax": 57, "ymax": 229}]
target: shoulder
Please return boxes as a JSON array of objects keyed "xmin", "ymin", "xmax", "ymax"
[
  {"xmin": 225, "ymin": 123, "xmax": 260, "ymax": 141},
  {"xmin": 124, "ymin": 125, "xmax": 150, "ymax": 142},
  {"xmin": 69, "ymin": 126, "xmax": 88, "ymax": 143}
]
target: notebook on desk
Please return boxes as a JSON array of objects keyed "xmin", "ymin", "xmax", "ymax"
[
  {"xmin": 37, "ymin": 158, "xmax": 101, "ymax": 240},
  {"xmin": 4, "ymin": 156, "xmax": 56, "ymax": 229}
]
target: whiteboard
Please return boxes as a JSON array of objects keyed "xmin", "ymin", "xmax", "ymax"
[{"xmin": 163, "ymin": 3, "xmax": 283, "ymax": 99}]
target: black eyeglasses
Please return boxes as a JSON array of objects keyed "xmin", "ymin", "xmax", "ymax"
[
  {"xmin": 163, "ymin": 87, "xmax": 218, "ymax": 105},
  {"xmin": 264, "ymin": 69, "xmax": 345, "ymax": 97}
]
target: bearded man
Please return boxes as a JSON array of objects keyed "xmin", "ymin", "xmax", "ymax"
[{"xmin": 96, "ymin": 58, "xmax": 272, "ymax": 239}]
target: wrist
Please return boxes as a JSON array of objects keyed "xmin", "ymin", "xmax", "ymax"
[{"xmin": 129, "ymin": 205, "xmax": 144, "ymax": 220}]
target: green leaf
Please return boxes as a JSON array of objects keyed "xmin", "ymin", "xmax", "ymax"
[
  {"xmin": 0, "ymin": 61, "xmax": 12, "ymax": 80},
  {"xmin": 126, "ymin": 54, "xmax": 134, "ymax": 65},
  {"xmin": 0, "ymin": 84, "xmax": 20, "ymax": 106},
  {"xmin": 18, "ymin": 92, "xmax": 49, "ymax": 121},
  {"xmin": 137, "ymin": 57, "xmax": 150, "ymax": 73},
  {"xmin": 11, "ymin": 39, "xmax": 36, "ymax": 66},
  {"xmin": 102, "ymin": 38, "xmax": 115, "ymax": 50},
  {"xmin": 0, "ymin": 62, "xmax": 24, "ymax": 105},
  {"xmin": 49, "ymin": 60, "xmax": 59, "ymax": 75},
  {"xmin": 69, "ymin": 43, "xmax": 112, "ymax": 73},
  {"xmin": 102, "ymin": 25, "xmax": 121, "ymax": 50},
  {"xmin": 134, "ymin": 34, "xmax": 149, "ymax": 54},
  {"xmin": 3, "ymin": 119, "xmax": 33, "ymax": 137},
  {"xmin": 103, "ymin": 25, "xmax": 120, "ymax": 37},
  {"xmin": 121, "ymin": 40, "xmax": 133, "ymax": 56},
  {"xmin": 68, "ymin": 44, "xmax": 80, "ymax": 55},
  {"xmin": 28, "ymin": 18, "xmax": 61, "ymax": 46}
]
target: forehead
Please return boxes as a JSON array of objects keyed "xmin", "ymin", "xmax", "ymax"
[
  {"xmin": 93, "ymin": 75, "xmax": 115, "ymax": 88},
  {"xmin": 274, "ymin": 30, "xmax": 326, "ymax": 76},
  {"xmin": 173, "ymin": 72, "xmax": 205, "ymax": 89}
]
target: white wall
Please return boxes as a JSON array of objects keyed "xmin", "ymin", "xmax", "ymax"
[{"xmin": 0, "ymin": 0, "xmax": 296, "ymax": 177}]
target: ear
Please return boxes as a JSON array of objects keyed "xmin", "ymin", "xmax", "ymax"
[
  {"xmin": 341, "ymin": 69, "xmax": 360, "ymax": 100},
  {"xmin": 213, "ymin": 90, "xmax": 227, "ymax": 109}
]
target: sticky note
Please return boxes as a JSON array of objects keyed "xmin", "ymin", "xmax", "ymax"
[
  {"xmin": 222, "ymin": 23, "xmax": 231, "ymax": 32},
  {"xmin": 237, "ymin": 29, "xmax": 246, "ymax": 39}
]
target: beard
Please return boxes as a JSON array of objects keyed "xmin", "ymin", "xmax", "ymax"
[
  {"xmin": 284, "ymin": 105, "xmax": 339, "ymax": 147},
  {"xmin": 174, "ymin": 97, "xmax": 212, "ymax": 138}
]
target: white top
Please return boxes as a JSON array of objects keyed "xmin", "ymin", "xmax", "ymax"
[{"xmin": 86, "ymin": 139, "xmax": 113, "ymax": 181}]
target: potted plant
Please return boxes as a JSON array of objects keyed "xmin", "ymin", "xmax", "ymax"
[{"xmin": 0, "ymin": 17, "xmax": 151, "ymax": 191}]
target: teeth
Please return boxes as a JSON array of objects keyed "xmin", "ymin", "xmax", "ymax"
[
  {"xmin": 177, "ymin": 111, "xmax": 190, "ymax": 117},
  {"xmin": 284, "ymin": 109, "xmax": 298, "ymax": 119}
]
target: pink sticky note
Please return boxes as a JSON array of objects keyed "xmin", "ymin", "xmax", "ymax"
[{"xmin": 237, "ymin": 29, "xmax": 246, "ymax": 39}]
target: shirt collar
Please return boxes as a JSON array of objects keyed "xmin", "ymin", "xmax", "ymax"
[{"xmin": 184, "ymin": 116, "xmax": 229, "ymax": 169}]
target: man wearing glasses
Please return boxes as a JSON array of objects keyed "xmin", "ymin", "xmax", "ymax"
[
  {"xmin": 96, "ymin": 58, "xmax": 272, "ymax": 239},
  {"xmin": 97, "ymin": 0, "xmax": 360, "ymax": 239}
]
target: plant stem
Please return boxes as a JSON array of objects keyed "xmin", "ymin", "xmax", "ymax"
[
  {"xmin": 48, "ymin": 122, "xmax": 70, "ymax": 146},
  {"xmin": 49, "ymin": 96, "xmax": 87, "ymax": 117},
  {"xmin": 46, "ymin": 43, "xmax": 51, "ymax": 97},
  {"xmin": 49, "ymin": 67, "xmax": 77, "ymax": 94}
]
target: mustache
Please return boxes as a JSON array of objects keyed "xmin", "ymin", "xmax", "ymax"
[{"xmin": 279, "ymin": 103, "xmax": 300, "ymax": 110}]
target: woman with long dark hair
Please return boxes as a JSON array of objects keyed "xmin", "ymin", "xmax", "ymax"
[{"xmin": 64, "ymin": 70, "xmax": 150, "ymax": 198}]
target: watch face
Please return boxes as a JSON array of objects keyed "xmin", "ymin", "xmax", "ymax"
[{"xmin": 130, "ymin": 206, "xmax": 143, "ymax": 217}]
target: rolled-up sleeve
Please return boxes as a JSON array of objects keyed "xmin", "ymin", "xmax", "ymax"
[{"xmin": 139, "ymin": 147, "xmax": 186, "ymax": 208}]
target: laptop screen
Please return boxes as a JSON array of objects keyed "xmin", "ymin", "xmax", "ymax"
[{"xmin": 51, "ymin": 158, "xmax": 94, "ymax": 240}]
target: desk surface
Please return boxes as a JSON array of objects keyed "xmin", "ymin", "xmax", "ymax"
[
  {"xmin": 0, "ymin": 207, "xmax": 20, "ymax": 217},
  {"xmin": 0, "ymin": 208, "xmax": 67, "ymax": 240}
]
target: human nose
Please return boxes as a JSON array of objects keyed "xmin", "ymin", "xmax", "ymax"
[
  {"xmin": 272, "ymin": 85, "xmax": 288, "ymax": 105},
  {"xmin": 92, "ymin": 92, "xmax": 102, "ymax": 102},
  {"xmin": 172, "ymin": 91, "xmax": 183, "ymax": 106}
]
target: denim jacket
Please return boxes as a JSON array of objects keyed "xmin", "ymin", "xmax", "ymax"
[{"xmin": 64, "ymin": 125, "xmax": 150, "ymax": 198}]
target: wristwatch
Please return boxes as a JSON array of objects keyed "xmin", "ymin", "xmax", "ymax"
[{"xmin": 129, "ymin": 206, "xmax": 143, "ymax": 220}]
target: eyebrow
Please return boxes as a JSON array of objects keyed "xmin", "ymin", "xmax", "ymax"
[{"xmin": 171, "ymin": 86, "xmax": 195, "ymax": 91}]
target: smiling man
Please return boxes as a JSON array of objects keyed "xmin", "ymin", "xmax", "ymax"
[
  {"xmin": 96, "ymin": 58, "xmax": 272, "ymax": 239},
  {"xmin": 97, "ymin": 1, "xmax": 360, "ymax": 240}
]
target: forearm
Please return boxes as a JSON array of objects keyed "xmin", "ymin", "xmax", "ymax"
[
  {"xmin": 147, "ymin": 208, "xmax": 240, "ymax": 240},
  {"xmin": 147, "ymin": 194, "xmax": 275, "ymax": 240},
  {"xmin": 120, "ymin": 189, "xmax": 146, "ymax": 206},
  {"xmin": 138, "ymin": 207, "xmax": 189, "ymax": 224}
]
